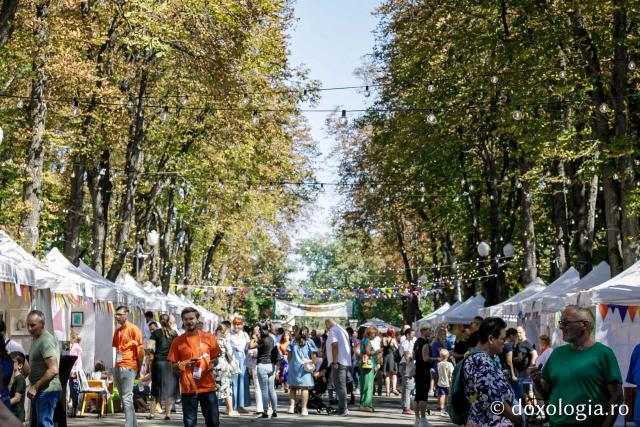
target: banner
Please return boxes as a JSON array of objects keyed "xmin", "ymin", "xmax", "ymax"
[{"xmin": 275, "ymin": 299, "xmax": 350, "ymax": 318}]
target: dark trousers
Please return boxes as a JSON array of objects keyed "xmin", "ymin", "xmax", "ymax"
[{"xmin": 182, "ymin": 392, "xmax": 220, "ymax": 427}]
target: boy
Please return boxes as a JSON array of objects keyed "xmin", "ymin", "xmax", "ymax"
[
  {"xmin": 9, "ymin": 351, "xmax": 26, "ymax": 423},
  {"xmin": 436, "ymin": 348, "xmax": 454, "ymax": 416}
]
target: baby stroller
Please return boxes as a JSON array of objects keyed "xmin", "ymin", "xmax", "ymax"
[{"xmin": 294, "ymin": 364, "xmax": 335, "ymax": 415}]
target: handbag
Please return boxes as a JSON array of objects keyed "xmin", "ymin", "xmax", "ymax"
[
  {"xmin": 296, "ymin": 343, "xmax": 315, "ymax": 373},
  {"xmin": 361, "ymin": 354, "xmax": 373, "ymax": 370}
]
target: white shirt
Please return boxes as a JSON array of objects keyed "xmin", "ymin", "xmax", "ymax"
[
  {"xmin": 400, "ymin": 337, "xmax": 416, "ymax": 363},
  {"xmin": 437, "ymin": 360, "xmax": 454, "ymax": 388},
  {"xmin": 326, "ymin": 324, "xmax": 351, "ymax": 366},
  {"xmin": 371, "ymin": 336, "xmax": 381, "ymax": 352},
  {"xmin": 229, "ymin": 331, "xmax": 249, "ymax": 352},
  {"xmin": 5, "ymin": 338, "xmax": 25, "ymax": 355},
  {"xmin": 143, "ymin": 321, "xmax": 153, "ymax": 340}
]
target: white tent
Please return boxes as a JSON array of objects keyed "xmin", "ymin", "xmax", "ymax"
[
  {"xmin": 359, "ymin": 318, "xmax": 399, "ymax": 333},
  {"xmin": 551, "ymin": 262, "xmax": 611, "ymax": 309},
  {"xmin": 415, "ymin": 302, "xmax": 450, "ymax": 329},
  {"xmin": 77, "ymin": 260, "xmax": 119, "ymax": 302},
  {"xmin": 440, "ymin": 295, "xmax": 485, "ymax": 324},
  {"xmin": 521, "ymin": 268, "xmax": 580, "ymax": 313},
  {"xmin": 581, "ymin": 260, "xmax": 640, "ymax": 307},
  {"xmin": 499, "ymin": 278, "xmax": 547, "ymax": 316},
  {"xmin": 433, "ymin": 301, "xmax": 461, "ymax": 325}
]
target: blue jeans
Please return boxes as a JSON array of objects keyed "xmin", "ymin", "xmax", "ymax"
[
  {"xmin": 182, "ymin": 392, "xmax": 219, "ymax": 427},
  {"xmin": 70, "ymin": 377, "xmax": 80, "ymax": 413},
  {"xmin": 256, "ymin": 363, "xmax": 277, "ymax": 414},
  {"xmin": 231, "ymin": 349, "xmax": 246, "ymax": 409},
  {"xmin": 30, "ymin": 390, "xmax": 61, "ymax": 427}
]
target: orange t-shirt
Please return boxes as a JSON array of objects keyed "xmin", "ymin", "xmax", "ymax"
[
  {"xmin": 168, "ymin": 331, "xmax": 221, "ymax": 394},
  {"xmin": 112, "ymin": 322, "xmax": 143, "ymax": 370}
]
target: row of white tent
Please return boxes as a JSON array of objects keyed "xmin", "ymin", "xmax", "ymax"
[
  {"xmin": 416, "ymin": 259, "xmax": 640, "ymax": 392},
  {"xmin": 0, "ymin": 230, "xmax": 219, "ymax": 370}
]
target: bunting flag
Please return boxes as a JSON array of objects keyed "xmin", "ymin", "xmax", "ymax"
[
  {"xmin": 629, "ymin": 306, "xmax": 638, "ymax": 322},
  {"xmin": 617, "ymin": 305, "xmax": 629, "ymax": 322},
  {"xmin": 598, "ymin": 304, "xmax": 609, "ymax": 321}
]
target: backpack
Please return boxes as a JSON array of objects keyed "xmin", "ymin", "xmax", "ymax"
[{"xmin": 447, "ymin": 350, "xmax": 480, "ymax": 425}]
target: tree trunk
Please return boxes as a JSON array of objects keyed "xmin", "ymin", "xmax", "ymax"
[
  {"xmin": 215, "ymin": 260, "xmax": 228, "ymax": 287},
  {"xmin": 63, "ymin": 160, "xmax": 86, "ymax": 262},
  {"xmin": 19, "ymin": 0, "xmax": 49, "ymax": 254},
  {"xmin": 87, "ymin": 150, "xmax": 112, "ymax": 274},
  {"xmin": 570, "ymin": 164, "xmax": 598, "ymax": 278},
  {"xmin": 519, "ymin": 155, "xmax": 537, "ymax": 284},
  {"xmin": 0, "ymin": 0, "xmax": 19, "ymax": 48},
  {"xmin": 551, "ymin": 160, "xmax": 570, "ymax": 279},
  {"xmin": 183, "ymin": 226, "xmax": 193, "ymax": 285},
  {"xmin": 107, "ymin": 69, "xmax": 148, "ymax": 282},
  {"xmin": 160, "ymin": 178, "xmax": 177, "ymax": 294},
  {"xmin": 202, "ymin": 231, "xmax": 224, "ymax": 280}
]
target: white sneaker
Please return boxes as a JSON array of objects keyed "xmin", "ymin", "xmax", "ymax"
[
  {"xmin": 301, "ymin": 408, "xmax": 309, "ymax": 416},
  {"xmin": 288, "ymin": 405, "xmax": 295, "ymax": 414}
]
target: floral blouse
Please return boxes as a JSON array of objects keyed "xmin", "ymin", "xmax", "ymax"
[{"xmin": 463, "ymin": 350, "xmax": 515, "ymax": 427}]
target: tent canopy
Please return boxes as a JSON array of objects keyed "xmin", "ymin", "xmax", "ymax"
[
  {"xmin": 359, "ymin": 318, "xmax": 399, "ymax": 333},
  {"xmin": 521, "ymin": 267, "xmax": 580, "ymax": 313},
  {"xmin": 44, "ymin": 248, "xmax": 99, "ymax": 300},
  {"xmin": 77, "ymin": 260, "xmax": 119, "ymax": 301},
  {"xmin": 440, "ymin": 295, "xmax": 485, "ymax": 324},
  {"xmin": 497, "ymin": 278, "xmax": 547, "ymax": 316},
  {"xmin": 558, "ymin": 262, "xmax": 611, "ymax": 308},
  {"xmin": 585, "ymin": 260, "xmax": 640, "ymax": 306},
  {"xmin": 415, "ymin": 303, "xmax": 450, "ymax": 328}
]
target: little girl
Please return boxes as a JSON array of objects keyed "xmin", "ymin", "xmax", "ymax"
[{"xmin": 437, "ymin": 348, "xmax": 454, "ymax": 416}]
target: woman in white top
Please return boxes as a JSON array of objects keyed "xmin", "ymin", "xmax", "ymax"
[
  {"xmin": 229, "ymin": 318, "xmax": 250, "ymax": 412},
  {"xmin": 536, "ymin": 334, "xmax": 553, "ymax": 368}
]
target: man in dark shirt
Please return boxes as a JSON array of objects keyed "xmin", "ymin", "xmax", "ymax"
[
  {"xmin": 452, "ymin": 328, "xmax": 471, "ymax": 361},
  {"xmin": 513, "ymin": 326, "xmax": 537, "ymax": 377}
]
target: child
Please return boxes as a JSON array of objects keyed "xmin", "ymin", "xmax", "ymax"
[
  {"xmin": 9, "ymin": 352, "xmax": 26, "ymax": 423},
  {"xmin": 436, "ymin": 348, "xmax": 454, "ymax": 416}
]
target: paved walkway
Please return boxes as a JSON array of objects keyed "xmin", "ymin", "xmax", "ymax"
[{"xmin": 67, "ymin": 392, "xmax": 455, "ymax": 426}]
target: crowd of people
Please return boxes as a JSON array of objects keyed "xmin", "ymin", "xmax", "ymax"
[{"xmin": 0, "ymin": 304, "xmax": 636, "ymax": 427}]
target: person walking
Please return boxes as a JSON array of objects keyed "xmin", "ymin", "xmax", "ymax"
[
  {"xmin": 278, "ymin": 331, "xmax": 290, "ymax": 393},
  {"xmin": 229, "ymin": 318, "xmax": 249, "ymax": 413},
  {"xmin": 214, "ymin": 323, "xmax": 237, "ymax": 416},
  {"xmin": 24, "ymin": 310, "xmax": 61, "ymax": 427},
  {"xmin": 413, "ymin": 326, "xmax": 434, "ymax": 427},
  {"xmin": 168, "ymin": 307, "xmax": 222, "ymax": 427},
  {"xmin": 381, "ymin": 329, "xmax": 399, "ymax": 396},
  {"xmin": 286, "ymin": 327, "xmax": 318, "ymax": 416},
  {"xmin": 254, "ymin": 323, "xmax": 278, "ymax": 419},
  {"xmin": 436, "ymin": 348, "xmax": 453, "ymax": 417},
  {"xmin": 111, "ymin": 306, "xmax": 143, "ymax": 427},
  {"xmin": 247, "ymin": 324, "xmax": 262, "ymax": 414},
  {"xmin": 324, "ymin": 318, "xmax": 351, "ymax": 417},
  {"xmin": 531, "ymin": 305, "xmax": 623, "ymax": 427},
  {"xmin": 147, "ymin": 313, "xmax": 178, "ymax": 420},
  {"xmin": 359, "ymin": 326, "xmax": 380, "ymax": 412},
  {"xmin": 68, "ymin": 333, "xmax": 83, "ymax": 417},
  {"xmin": 399, "ymin": 327, "xmax": 416, "ymax": 415},
  {"xmin": 535, "ymin": 334, "xmax": 553, "ymax": 368}
]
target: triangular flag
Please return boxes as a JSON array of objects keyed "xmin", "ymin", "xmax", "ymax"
[
  {"xmin": 629, "ymin": 306, "xmax": 638, "ymax": 322},
  {"xmin": 610, "ymin": 305, "xmax": 618, "ymax": 314},
  {"xmin": 618, "ymin": 305, "xmax": 629, "ymax": 322},
  {"xmin": 598, "ymin": 304, "xmax": 609, "ymax": 321}
]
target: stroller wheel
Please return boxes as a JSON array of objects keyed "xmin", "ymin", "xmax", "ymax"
[{"xmin": 326, "ymin": 406, "xmax": 335, "ymax": 415}]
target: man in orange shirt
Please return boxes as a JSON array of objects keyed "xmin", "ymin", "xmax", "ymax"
[
  {"xmin": 112, "ymin": 306, "xmax": 143, "ymax": 427},
  {"xmin": 168, "ymin": 307, "xmax": 221, "ymax": 427}
]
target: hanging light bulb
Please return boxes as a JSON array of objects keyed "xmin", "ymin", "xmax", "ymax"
[
  {"xmin": 300, "ymin": 89, "xmax": 309, "ymax": 102},
  {"xmin": 0, "ymin": 126, "xmax": 3, "ymax": 146},
  {"xmin": 427, "ymin": 81, "xmax": 435, "ymax": 92},
  {"xmin": 71, "ymin": 98, "xmax": 80, "ymax": 117},
  {"xmin": 251, "ymin": 110, "xmax": 260, "ymax": 126},
  {"xmin": 426, "ymin": 110, "xmax": 437, "ymax": 124},
  {"xmin": 599, "ymin": 102, "xmax": 609, "ymax": 113},
  {"xmin": 559, "ymin": 69, "xmax": 567, "ymax": 79},
  {"xmin": 338, "ymin": 110, "xmax": 348, "ymax": 126},
  {"xmin": 629, "ymin": 60, "xmax": 637, "ymax": 71},
  {"xmin": 516, "ymin": 180, "xmax": 522, "ymax": 189},
  {"xmin": 512, "ymin": 105, "xmax": 523, "ymax": 121},
  {"xmin": 241, "ymin": 93, "xmax": 250, "ymax": 106},
  {"xmin": 490, "ymin": 74, "xmax": 499, "ymax": 84},
  {"xmin": 16, "ymin": 99, "xmax": 23, "ymax": 109},
  {"xmin": 71, "ymin": 170, "xmax": 75, "ymax": 178},
  {"xmin": 363, "ymin": 85, "xmax": 371, "ymax": 98},
  {"xmin": 160, "ymin": 106, "xmax": 169, "ymax": 123}
]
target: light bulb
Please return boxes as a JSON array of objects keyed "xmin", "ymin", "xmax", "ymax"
[
  {"xmin": 251, "ymin": 110, "xmax": 260, "ymax": 126},
  {"xmin": 16, "ymin": 99, "xmax": 23, "ymax": 109},
  {"xmin": 559, "ymin": 70, "xmax": 567, "ymax": 79},
  {"xmin": 300, "ymin": 89, "xmax": 309, "ymax": 102},
  {"xmin": 71, "ymin": 98, "xmax": 80, "ymax": 117},
  {"xmin": 160, "ymin": 106, "xmax": 169, "ymax": 123},
  {"xmin": 512, "ymin": 105, "xmax": 523, "ymax": 120},
  {"xmin": 426, "ymin": 110, "xmax": 437, "ymax": 124},
  {"xmin": 629, "ymin": 60, "xmax": 637, "ymax": 71},
  {"xmin": 490, "ymin": 74, "xmax": 499, "ymax": 84},
  {"xmin": 241, "ymin": 93, "xmax": 250, "ymax": 106},
  {"xmin": 0, "ymin": 126, "xmax": 3, "ymax": 145},
  {"xmin": 71, "ymin": 170, "xmax": 75, "ymax": 178},
  {"xmin": 613, "ymin": 173, "xmax": 619, "ymax": 180},
  {"xmin": 516, "ymin": 181, "xmax": 522, "ymax": 189},
  {"xmin": 338, "ymin": 110, "xmax": 348, "ymax": 126},
  {"xmin": 599, "ymin": 102, "xmax": 609, "ymax": 113},
  {"xmin": 363, "ymin": 85, "xmax": 371, "ymax": 98},
  {"xmin": 427, "ymin": 81, "xmax": 435, "ymax": 92}
]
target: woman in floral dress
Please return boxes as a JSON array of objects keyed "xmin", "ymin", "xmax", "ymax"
[
  {"xmin": 462, "ymin": 317, "xmax": 523, "ymax": 427},
  {"xmin": 215, "ymin": 324, "xmax": 238, "ymax": 416}
]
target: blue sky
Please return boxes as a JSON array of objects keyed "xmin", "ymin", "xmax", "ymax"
[{"xmin": 287, "ymin": 0, "xmax": 381, "ymax": 245}]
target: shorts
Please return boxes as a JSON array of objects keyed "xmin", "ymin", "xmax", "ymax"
[{"xmin": 437, "ymin": 386, "xmax": 449, "ymax": 396}]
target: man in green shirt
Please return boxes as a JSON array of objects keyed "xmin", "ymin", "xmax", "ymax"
[
  {"xmin": 531, "ymin": 305, "xmax": 623, "ymax": 427},
  {"xmin": 23, "ymin": 310, "xmax": 61, "ymax": 427}
]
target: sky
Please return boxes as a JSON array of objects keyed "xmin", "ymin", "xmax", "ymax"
[{"xmin": 287, "ymin": 0, "xmax": 381, "ymax": 247}]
